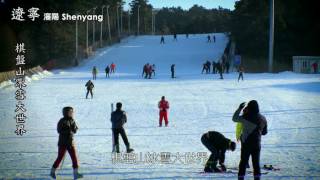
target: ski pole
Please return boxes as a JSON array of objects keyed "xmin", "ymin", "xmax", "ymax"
[{"xmin": 111, "ymin": 103, "xmax": 115, "ymax": 152}]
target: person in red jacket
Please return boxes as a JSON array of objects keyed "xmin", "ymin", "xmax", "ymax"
[
  {"xmin": 110, "ymin": 62, "xmax": 116, "ymax": 73},
  {"xmin": 158, "ymin": 96, "xmax": 169, "ymax": 127}
]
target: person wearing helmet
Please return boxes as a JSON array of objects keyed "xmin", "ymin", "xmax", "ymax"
[{"xmin": 201, "ymin": 131, "xmax": 236, "ymax": 173}]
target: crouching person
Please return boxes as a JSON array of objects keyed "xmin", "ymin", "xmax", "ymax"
[
  {"xmin": 201, "ymin": 131, "xmax": 236, "ymax": 173},
  {"xmin": 50, "ymin": 107, "xmax": 83, "ymax": 179}
]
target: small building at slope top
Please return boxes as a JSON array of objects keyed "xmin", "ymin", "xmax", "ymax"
[{"xmin": 292, "ymin": 56, "xmax": 320, "ymax": 73}]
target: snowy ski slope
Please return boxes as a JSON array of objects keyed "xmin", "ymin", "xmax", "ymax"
[{"xmin": 0, "ymin": 34, "xmax": 320, "ymax": 179}]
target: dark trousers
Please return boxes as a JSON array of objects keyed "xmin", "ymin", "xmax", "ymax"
[
  {"xmin": 53, "ymin": 146, "xmax": 79, "ymax": 169},
  {"xmin": 106, "ymin": 72, "xmax": 109, "ymax": 78},
  {"xmin": 238, "ymin": 72, "xmax": 244, "ymax": 81},
  {"xmin": 219, "ymin": 71, "xmax": 223, "ymax": 79},
  {"xmin": 86, "ymin": 89, "xmax": 93, "ymax": 99},
  {"xmin": 112, "ymin": 128, "xmax": 130, "ymax": 148},
  {"xmin": 238, "ymin": 143, "xmax": 261, "ymax": 180},
  {"xmin": 201, "ymin": 135, "xmax": 221, "ymax": 168},
  {"xmin": 171, "ymin": 71, "xmax": 175, "ymax": 78}
]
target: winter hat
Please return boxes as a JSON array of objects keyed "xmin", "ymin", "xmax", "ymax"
[
  {"xmin": 116, "ymin": 102, "xmax": 122, "ymax": 110},
  {"xmin": 62, "ymin": 106, "xmax": 73, "ymax": 117},
  {"xmin": 247, "ymin": 100, "xmax": 259, "ymax": 114}
]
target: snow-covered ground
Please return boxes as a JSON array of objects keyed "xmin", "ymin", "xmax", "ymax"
[{"xmin": 0, "ymin": 34, "xmax": 319, "ymax": 179}]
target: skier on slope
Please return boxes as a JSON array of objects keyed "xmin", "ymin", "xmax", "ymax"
[
  {"xmin": 111, "ymin": 102, "xmax": 134, "ymax": 153},
  {"xmin": 171, "ymin": 64, "xmax": 175, "ymax": 78},
  {"xmin": 173, "ymin": 33, "xmax": 177, "ymax": 41},
  {"xmin": 212, "ymin": 61, "xmax": 217, "ymax": 74},
  {"xmin": 206, "ymin": 61, "xmax": 212, "ymax": 74},
  {"xmin": 160, "ymin": 36, "xmax": 165, "ymax": 44},
  {"xmin": 152, "ymin": 64, "xmax": 156, "ymax": 77},
  {"xmin": 142, "ymin": 64, "xmax": 147, "ymax": 78},
  {"xmin": 143, "ymin": 63, "xmax": 150, "ymax": 79},
  {"xmin": 201, "ymin": 131, "xmax": 236, "ymax": 173},
  {"xmin": 207, "ymin": 35, "xmax": 211, "ymax": 43},
  {"xmin": 50, "ymin": 107, "xmax": 83, "ymax": 179},
  {"xmin": 225, "ymin": 61, "xmax": 230, "ymax": 74},
  {"xmin": 85, "ymin": 80, "xmax": 94, "ymax": 99},
  {"xmin": 202, "ymin": 63, "xmax": 207, "ymax": 74},
  {"xmin": 238, "ymin": 66, "xmax": 244, "ymax": 82},
  {"xmin": 216, "ymin": 61, "xmax": 223, "ymax": 79},
  {"xmin": 213, "ymin": 35, "xmax": 216, "ymax": 43},
  {"xmin": 105, "ymin": 65, "xmax": 110, "ymax": 78},
  {"xmin": 110, "ymin": 62, "xmax": 116, "ymax": 73},
  {"xmin": 92, "ymin": 66, "xmax": 98, "ymax": 80},
  {"xmin": 147, "ymin": 64, "xmax": 153, "ymax": 79},
  {"xmin": 232, "ymin": 100, "xmax": 268, "ymax": 180},
  {"xmin": 158, "ymin": 96, "xmax": 169, "ymax": 127}
]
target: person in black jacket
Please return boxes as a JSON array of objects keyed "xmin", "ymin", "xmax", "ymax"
[
  {"xmin": 111, "ymin": 102, "xmax": 134, "ymax": 153},
  {"xmin": 171, "ymin": 64, "xmax": 175, "ymax": 78},
  {"xmin": 232, "ymin": 100, "xmax": 268, "ymax": 180},
  {"xmin": 85, "ymin": 80, "xmax": 94, "ymax": 99},
  {"xmin": 201, "ymin": 131, "xmax": 236, "ymax": 173},
  {"xmin": 212, "ymin": 61, "xmax": 216, "ymax": 74},
  {"xmin": 105, "ymin": 65, "xmax": 110, "ymax": 78},
  {"xmin": 50, "ymin": 107, "xmax": 83, "ymax": 179},
  {"xmin": 216, "ymin": 62, "xmax": 223, "ymax": 79}
]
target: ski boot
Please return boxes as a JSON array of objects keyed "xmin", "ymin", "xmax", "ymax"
[
  {"xmin": 220, "ymin": 163, "xmax": 227, "ymax": 172},
  {"xmin": 50, "ymin": 167, "xmax": 56, "ymax": 179},
  {"xmin": 115, "ymin": 144, "xmax": 120, "ymax": 153},
  {"xmin": 212, "ymin": 166, "xmax": 222, "ymax": 173},
  {"xmin": 204, "ymin": 166, "xmax": 213, "ymax": 173},
  {"xmin": 73, "ymin": 168, "xmax": 83, "ymax": 179},
  {"xmin": 126, "ymin": 146, "xmax": 134, "ymax": 153}
]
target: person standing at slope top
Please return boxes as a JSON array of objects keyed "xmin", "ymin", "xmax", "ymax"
[
  {"xmin": 158, "ymin": 96, "xmax": 170, "ymax": 127},
  {"xmin": 110, "ymin": 62, "xmax": 116, "ymax": 73},
  {"xmin": 105, "ymin": 65, "xmax": 110, "ymax": 78},
  {"xmin": 50, "ymin": 107, "xmax": 83, "ymax": 179},
  {"xmin": 171, "ymin": 64, "xmax": 175, "ymax": 78},
  {"xmin": 92, "ymin": 66, "xmax": 98, "ymax": 80},
  {"xmin": 160, "ymin": 36, "xmax": 165, "ymax": 44}
]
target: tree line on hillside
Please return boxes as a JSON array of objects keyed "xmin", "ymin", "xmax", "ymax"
[{"xmin": 0, "ymin": 0, "xmax": 318, "ymax": 72}]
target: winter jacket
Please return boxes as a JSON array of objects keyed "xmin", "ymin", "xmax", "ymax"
[
  {"xmin": 232, "ymin": 108, "xmax": 267, "ymax": 145},
  {"xmin": 105, "ymin": 67, "xmax": 110, "ymax": 73},
  {"xmin": 158, "ymin": 100, "xmax": 169, "ymax": 112},
  {"xmin": 57, "ymin": 117, "xmax": 78, "ymax": 147},
  {"xmin": 85, "ymin": 81, "xmax": 94, "ymax": 90},
  {"xmin": 92, "ymin": 68, "xmax": 98, "ymax": 74},
  {"xmin": 111, "ymin": 110, "xmax": 127, "ymax": 129},
  {"xmin": 207, "ymin": 131, "xmax": 231, "ymax": 163}
]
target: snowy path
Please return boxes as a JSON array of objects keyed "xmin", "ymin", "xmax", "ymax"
[{"xmin": 0, "ymin": 34, "xmax": 320, "ymax": 179}]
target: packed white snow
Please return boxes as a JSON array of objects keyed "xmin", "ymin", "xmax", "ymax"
[{"xmin": 0, "ymin": 34, "xmax": 319, "ymax": 179}]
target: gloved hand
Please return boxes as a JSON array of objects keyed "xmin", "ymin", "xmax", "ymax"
[{"xmin": 239, "ymin": 102, "xmax": 246, "ymax": 110}]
